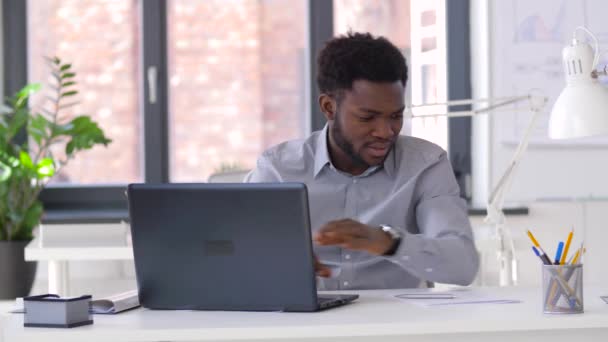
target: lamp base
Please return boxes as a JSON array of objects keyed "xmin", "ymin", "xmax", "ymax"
[{"xmin": 475, "ymin": 223, "xmax": 518, "ymax": 287}]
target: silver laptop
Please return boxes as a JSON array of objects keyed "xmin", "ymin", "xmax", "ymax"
[{"xmin": 127, "ymin": 182, "xmax": 358, "ymax": 312}]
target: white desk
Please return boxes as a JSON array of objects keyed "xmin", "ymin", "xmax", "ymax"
[
  {"xmin": 25, "ymin": 224, "xmax": 133, "ymax": 296},
  {"xmin": 0, "ymin": 300, "xmax": 13, "ymax": 342},
  {"xmin": 4, "ymin": 287, "xmax": 608, "ymax": 342}
]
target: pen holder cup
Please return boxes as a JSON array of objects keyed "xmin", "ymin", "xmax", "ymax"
[{"xmin": 542, "ymin": 264, "xmax": 583, "ymax": 314}]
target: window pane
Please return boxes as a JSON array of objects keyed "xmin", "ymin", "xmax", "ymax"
[
  {"xmin": 333, "ymin": 0, "xmax": 448, "ymax": 150},
  {"xmin": 27, "ymin": 0, "xmax": 143, "ymax": 185},
  {"xmin": 168, "ymin": 0, "xmax": 307, "ymax": 182}
]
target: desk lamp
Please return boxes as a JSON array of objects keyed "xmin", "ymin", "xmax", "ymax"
[
  {"xmin": 406, "ymin": 26, "xmax": 608, "ymax": 286},
  {"xmin": 549, "ymin": 26, "xmax": 608, "ymax": 139},
  {"xmin": 407, "ymin": 92, "xmax": 546, "ymax": 287}
]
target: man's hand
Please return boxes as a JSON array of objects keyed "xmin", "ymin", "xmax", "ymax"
[
  {"xmin": 314, "ymin": 219, "xmax": 394, "ymax": 256},
  {"xmin": 314, "ymin": 254, "xmax": 331, "ymax": 277}
]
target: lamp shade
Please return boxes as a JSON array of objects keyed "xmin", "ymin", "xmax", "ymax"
[
  {"xmin": 549, "ymin": 82, "xmax": 608, "ymax": 139},
  {"xmin": 549, "ymin": 36, "xmax": 608, "ymax": 139}
]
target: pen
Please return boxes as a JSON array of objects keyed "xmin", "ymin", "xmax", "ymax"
[
  {"xmin": 532, "ymin": 246, "xmax": 552, "ymax": 265},
  {"xmin": 571, "ymin": 249, "xmax": 581, "ymax": 265},
  {"xmin": 560, "ymin": 230, "xmax": 574, "ymax": 265},
  {"xmin": 527, "ymin": 230, "xmax": 552, "ymax": 265},
  {"xmin": 572, "ymin": 243, "xmax": 585, "ymax": 265},
  {"xmin": 554, "ymin": 241, "xmax": 564, "ymax": 265}
]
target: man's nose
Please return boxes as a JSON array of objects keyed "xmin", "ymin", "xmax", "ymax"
[{"xmin": 373, "ymin": 119, "xmax": 395, "ymax": 139}]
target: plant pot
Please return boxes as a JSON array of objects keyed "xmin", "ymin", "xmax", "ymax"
[{"xmin": 0, "ymin": 240, "xmax": 37, "ymax": 299}]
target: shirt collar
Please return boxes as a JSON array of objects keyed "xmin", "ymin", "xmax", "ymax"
[
  {"xmin": 313, "ymin": 125, "xmax": 331, "ymax": 178},
  {"xmin": 313, "ymin": 124, "xmax": 397, "ymax": 179}
]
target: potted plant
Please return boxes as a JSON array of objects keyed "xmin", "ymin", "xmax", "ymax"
[{"xmin": 0, "ymin": 57, "xmax": 111, "ymax": 299}]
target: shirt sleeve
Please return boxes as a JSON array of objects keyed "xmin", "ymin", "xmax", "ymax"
[
  {"xmin": 243, "ymin": 153, "xmax": 283, "ymax": 183},
  {"xmin": 384, "ymin": 152, "xmax": 479, "ymax": 286}
]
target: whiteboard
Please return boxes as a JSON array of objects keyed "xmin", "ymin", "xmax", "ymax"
[{"xmin": 493, "ymin": 0, "xmax": 608, "ymax": 146}]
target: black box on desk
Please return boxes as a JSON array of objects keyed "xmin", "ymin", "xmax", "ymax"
[{"xmin": 24, "ymin": 294, "xmax": 93, "ymax": 328}]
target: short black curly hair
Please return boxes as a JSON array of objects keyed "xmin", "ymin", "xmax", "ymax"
[{"xmin": 316, "ymin": 32, "xmax": 408, "ymax": 99}]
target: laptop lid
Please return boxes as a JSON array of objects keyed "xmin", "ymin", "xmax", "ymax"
[{"xmin": 127, "ymin": 182, "xmax": 320, "ymax": 312}]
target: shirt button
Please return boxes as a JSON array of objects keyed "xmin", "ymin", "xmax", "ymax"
[
  {"xmin": 352, "ymin": 179, "xmax": 358, "ymax": 184},
  {"xmin": 344, "ymin": 254, "xmax": 351, "ymax": 260},
  {"xmin": 343, "ymin": 281, "xmax": 349, "ymax": 287},
  {"xmin": 425, "ymin": 268, "xmax": 433, "ymax": 273},
  {"xmin": 401, "ymin": 255, "xmax": 410, "ymax": 261}
]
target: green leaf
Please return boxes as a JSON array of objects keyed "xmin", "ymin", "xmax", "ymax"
[
  {"xmin": 63, "ymin": 116, "xmax": 111, "ymax": 155},
  {"xmin": 61, "ymin": 81, "xmax": 76, "ymax": 87},
  {"xmin": 61, "ymin": 90, "xmax": 78, "ymax": 98},
  {"xmin": 0, "ymin": 160, "xmax": 12, "ymax": 181},
  {"xmin": 14, "ymin": 84, "xmax": 41, "ymax": 108},
  {"xmin": 60, "ymin": 63, "xmax": 72, "ymax": 71},
  {"xmin": 58, "ymin": 102, "xmax": 80, "ymax": 110},
  {"xmin": 66, "ymin": 140, "xmax": 76, "ymax": 155},
  {"xmin": 19, "ymin": 151, "xmax": 34, "ymax": 170},
  {"xmin": 16, "ymin": 83, "xmax": 41, "ymax": 98},
  {"xmin": 27, "ymin": 114, "xmax": 50, "ymax": 146},
  {"xmin": 36, "ymin": 158, "xmax": 55, "ymax": 178},
  {"xmin": 13, "ymin": 201, "xmax": 43, "ymax": 241},
  {"xmin": 0, "ymin": 151, "xmax": 21, "ymax": 168},
  {"xmin": 61, "ymin": 72, "xmax": 76, "ymax": 79},
  {"xmin": 6, "ymin": 107, "xmax": 29, "ymax": 142}
]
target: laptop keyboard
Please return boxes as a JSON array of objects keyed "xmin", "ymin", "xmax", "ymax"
[{"xmin": 317, "ymin": 295, "xmax": 345, "ymax": 309}]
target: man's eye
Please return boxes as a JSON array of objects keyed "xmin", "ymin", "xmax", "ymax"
[
  {"xmin": 359, "ymin": 116, "xmax": 374, "ymax": 122},
  {"xmin": 391, "ymin": 114, "xmax": 403, "ymax": 120}
]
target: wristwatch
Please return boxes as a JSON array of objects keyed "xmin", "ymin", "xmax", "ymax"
[{"xmin": 379, "ymin": 224, "xmax": 402, "ymax": 256}]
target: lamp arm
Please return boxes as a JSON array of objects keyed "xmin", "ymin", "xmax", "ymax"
[
  {"xmin": 406, "ymin": 93, "xmax": 548, "ymax": 225},
  {"xmin": 484, "ymin": 107, "xmax": 544, "ymax": 226},
  {"xmin": 406, "ymin": 96, "xmax": 529, "ymax": 118}
]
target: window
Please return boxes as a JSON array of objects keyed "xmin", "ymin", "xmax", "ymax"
[
  {"xmin": 27, "ymin": 1, "xmax": 143, "ymax": 185},
  {"xmin": 167, "ymin": 0, "xmax": 307, "ymax": 182},
  {"xmin": 2, "ymin": 0, "xmax": 471, "ymax": 221}
]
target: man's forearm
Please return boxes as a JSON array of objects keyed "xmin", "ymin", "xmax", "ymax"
[{"xmin": 383, "ymin": 231, "xmax": 479, "ymax": 286}]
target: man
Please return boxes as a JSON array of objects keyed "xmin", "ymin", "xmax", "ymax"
[{"xmin": 245, "ymin": 32, "xmax": 478, "ymax": 289}]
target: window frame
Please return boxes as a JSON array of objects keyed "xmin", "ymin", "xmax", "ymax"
[
  {"xmin": 446, "ymin": 0, "xmax": 472, "ymax": 200},
  {"xmin": 3, "ymin": 0, "xmax": 472, "ymax": 223}
]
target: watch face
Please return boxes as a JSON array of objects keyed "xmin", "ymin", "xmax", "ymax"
[{"xmin": 380, "ymin": 225, "xmax": 401, "ymax": 240}]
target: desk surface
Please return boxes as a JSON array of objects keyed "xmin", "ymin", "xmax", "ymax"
[{"xmin": 4, "ymin": 287, "xmax": 608, "ymax": 342}]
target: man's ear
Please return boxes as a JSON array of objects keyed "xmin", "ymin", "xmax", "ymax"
[{"xmin": 318, "ymin": 94, "xmax": 337, "ymax": 121}]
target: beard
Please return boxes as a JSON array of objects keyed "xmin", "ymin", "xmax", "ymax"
[
  {"xmin": 328, "ymin": 114, "xmax": 395, "ymax": 168},
  {"xmin": 330, "ymin": 114, "xmax": 370, "ymax": 169}
]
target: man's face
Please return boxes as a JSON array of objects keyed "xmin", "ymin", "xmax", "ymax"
[{"xmin": 326, "ymin": 80, "xmax": 405, "ymax": 171}]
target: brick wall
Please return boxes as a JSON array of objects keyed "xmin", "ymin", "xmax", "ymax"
[
  {"xmin": 168, "ymin": 0, "xmax": 306, "ymax": 181},
  {"xmin": 28, "ymin": 0, "xmax": 141, "ymax": 184}
]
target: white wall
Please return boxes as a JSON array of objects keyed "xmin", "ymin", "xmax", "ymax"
[{"xmin": 471, "ymin": 0, "xmax": 608, "ymax": 203}]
